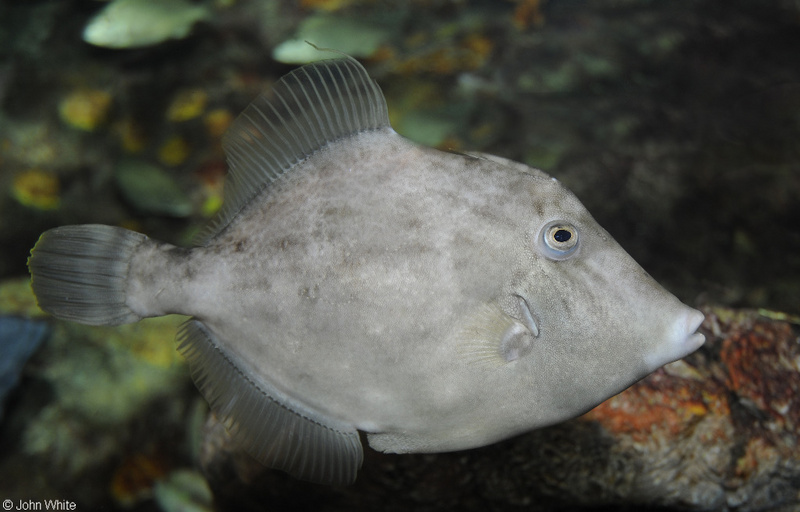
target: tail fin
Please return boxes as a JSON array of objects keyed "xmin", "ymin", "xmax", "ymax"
[{"xmin": 28, "ymin": 225, "xmax": 148, "ymax": 326}]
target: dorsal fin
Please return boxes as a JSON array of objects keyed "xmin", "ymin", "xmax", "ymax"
[{"xmin": 195, "ymin": 57, "xmax": 390, "ymax": 244}]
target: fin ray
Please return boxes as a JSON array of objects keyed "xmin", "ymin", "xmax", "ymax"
[
  {"xmin": 457, "ymin": 302, "xmax": 536, "ymax": 366},
  {"xmin": 28, "ymin": 225, "xmax": 147, "ymax": 326},
  {"xmin": 196, "ymin": 57, "xmax": 390, "ymax": 245},
  {"xmin": 177, "ymin": 320, "xmax": 363, "ymax": 485}
]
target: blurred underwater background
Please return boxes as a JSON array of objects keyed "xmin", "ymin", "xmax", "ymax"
[{"xmin": 0, "ymin": 0, "xmax": 798, "ymax": 510}]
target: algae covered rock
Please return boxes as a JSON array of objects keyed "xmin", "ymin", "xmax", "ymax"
[
  {"xmin": 22, "ymin": 315, "xmax": 189, "ymax": 476},
  {"xmin": 0, "ymin": 278, "xmax": 195, "ymax": 505}
]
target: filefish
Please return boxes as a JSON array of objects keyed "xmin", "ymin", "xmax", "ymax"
[
  {"xmin": 83, "ymin": 0, "xmax": 209, "ymax": 49},
  {"xmin": 28, "ymin": 57, "xmax": 705, "ymax": 485}
]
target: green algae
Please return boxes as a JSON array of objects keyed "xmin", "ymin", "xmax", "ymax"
[{"xmin": 22, "ymin": 315, "xmax": 189, "ymax": 475}]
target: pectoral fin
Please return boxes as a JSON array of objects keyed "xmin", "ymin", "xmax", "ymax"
[{"xmin": 457, "ymin": 301, "xmax": 537, "ymax": 366}]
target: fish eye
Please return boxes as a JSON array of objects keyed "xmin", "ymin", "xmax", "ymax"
[{"xmin": 538, "ymin": 221, "xmax": 579, "ymax": 260}]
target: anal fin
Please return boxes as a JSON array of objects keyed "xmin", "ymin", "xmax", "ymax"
[{"xmin": 177, "ymin": 320, "xmax": 363, "ymax": 485}]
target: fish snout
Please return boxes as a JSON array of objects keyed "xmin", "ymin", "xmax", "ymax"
[
  {"xmin": 682, "ymin": 308, "xmax": 706, "ymax": 351},
  {"xmin": 644, "ymin": 305, "xmax": 706, "ymax": 370}
]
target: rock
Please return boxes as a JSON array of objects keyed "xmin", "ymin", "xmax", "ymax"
[{"xmin": 198, "ymin": 307, "xmax": 800, "ymax": 512}]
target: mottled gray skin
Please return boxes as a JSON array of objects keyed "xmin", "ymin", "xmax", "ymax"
[{"xmin": 126, "ymin": 128, "xmax": 704, "ymax": 453}]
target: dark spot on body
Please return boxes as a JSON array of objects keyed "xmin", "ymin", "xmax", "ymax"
[
  {"xmin": 324, "ymin": 205, "xmax": 355, "ymax": 219},
  {"xmin": 165, "ymin": 245, "xmax": 190, "ymax": 257},
  {"xmin": 406, "ymin": 217, "xmax": 423, "ymax": 230},
  {"xmin": 159, "ymin": 245, "xmax": 196, "ymax": 280},
  {"xmin": 164, "ymin": 246, "xmax": 191, "ymax": 266},
  {"xmin": 234, "ymin": 239, "xmax": 247, "ymax": 252}
]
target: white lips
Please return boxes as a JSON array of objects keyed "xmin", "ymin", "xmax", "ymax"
[
  {"xmin": 683, "ymin": 308, "xmax": 706, "ymax": 350},
  {"xmin": 644, "ymin": 306, "xmax": 706, "ymax": 370}
]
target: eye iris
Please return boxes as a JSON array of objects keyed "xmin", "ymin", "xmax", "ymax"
[
  {"xmin": 539, "ymin": 222, "xmax": 579, "ymax": 260},
  {"xmin": 553, "ymin": 229, "xmax": 571, "ymax": 243}
]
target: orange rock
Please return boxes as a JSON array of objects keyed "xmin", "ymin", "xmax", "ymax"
[{"xmin": 110, "ymin": 452, "xmax": 169, "ymax": 507}]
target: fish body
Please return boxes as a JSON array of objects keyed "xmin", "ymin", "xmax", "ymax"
[
  {"xmin": 83, "ymin": 0, "xmax": 209, "ymax": 49},
  {"xmin": 29, "ymin": 58, "xmax": 705, "ymax": 485}
]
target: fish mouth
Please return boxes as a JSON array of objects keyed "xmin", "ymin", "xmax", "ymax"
[
  {"xmin": 683, "ymin": 309, "xmax": 706, "ymax": 352},
  {"xmin": 644, "ymin": 306, "xmax": 706, "ymax": 370}
]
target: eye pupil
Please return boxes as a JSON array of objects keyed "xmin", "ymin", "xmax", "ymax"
[{"xmin": 553, "ymin": 229, "xmax": 571, "ymax": 243}]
